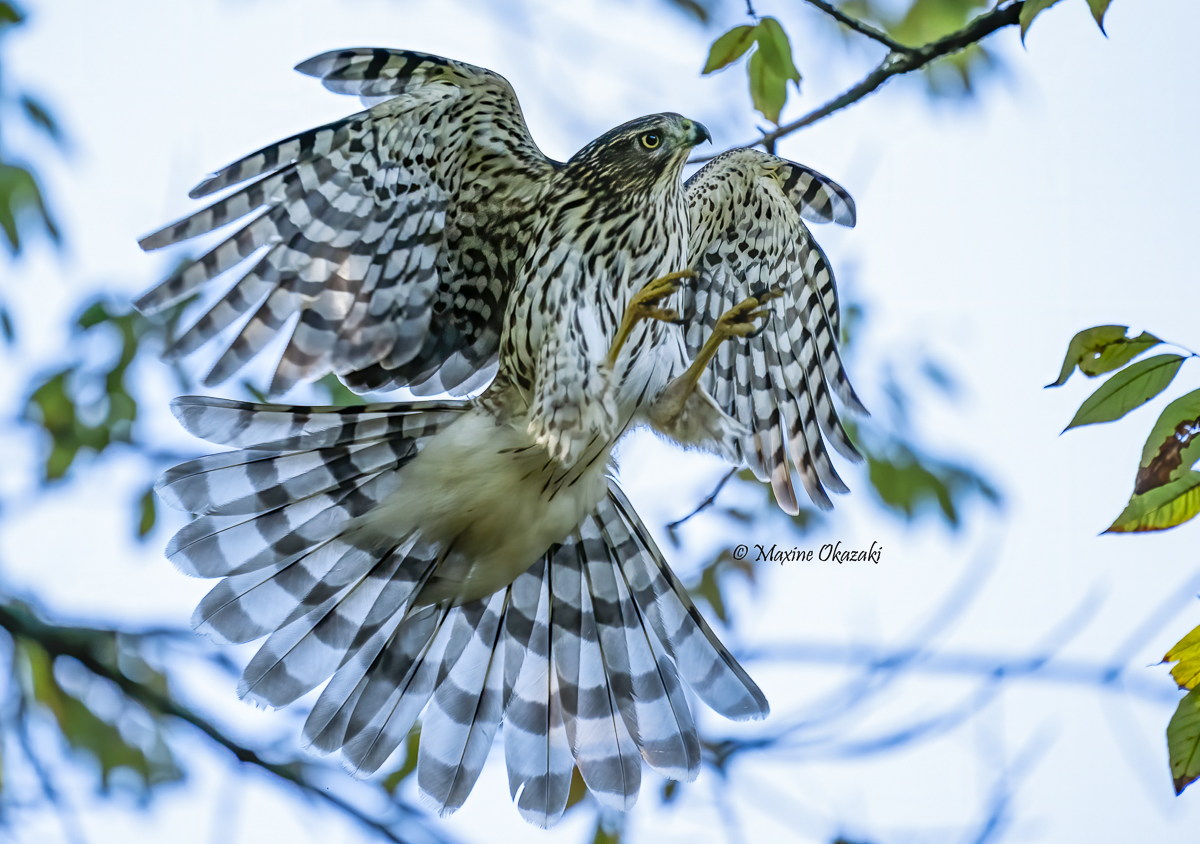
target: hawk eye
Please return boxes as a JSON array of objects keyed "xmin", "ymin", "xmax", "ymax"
[{"xmin": 640, "ymin": 132, "xmax": 661, "ymax": 150}]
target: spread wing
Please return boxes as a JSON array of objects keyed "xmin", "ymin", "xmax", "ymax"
[
  {"xmin": 684, "ymin": 148, "xmax": 866, "ymax": 513},
  {"xmin": 137, "ymin": 49, "xmax": 558, "ymax": 398}
]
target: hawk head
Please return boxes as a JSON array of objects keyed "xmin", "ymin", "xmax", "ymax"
[{"xmin": 566, "ymin": 113, "xmax": 710, "ymax": 197}]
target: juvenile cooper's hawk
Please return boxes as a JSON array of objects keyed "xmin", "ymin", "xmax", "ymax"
[{"xmin": 139, "ymin": 49, "xmax": 864, "ymax": 824}]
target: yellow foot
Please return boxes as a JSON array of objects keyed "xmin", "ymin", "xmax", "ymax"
[
  {"xmin": 711, "ymin": 285, "xmax": 785, "ymax": 344},
  {"xmin": 608, "ymin": 269, "xmax": 696, "ymax": 366},
  {"xmin": 653, "ymin": 285, "xmax": 786, "ymax": 422}
]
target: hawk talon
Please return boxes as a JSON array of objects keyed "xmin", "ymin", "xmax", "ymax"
[{"xmin": 608, "ymin": 269, "xmax": 697, "ymax": 366}]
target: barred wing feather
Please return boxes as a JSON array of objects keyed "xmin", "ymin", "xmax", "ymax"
[
  {"xmin": 685, "ymin": 148, "xmax": 867, "ymax": 513},
  {"xmin": 137, "ymin": 49, "xmax": 557, "ymax": 398}
]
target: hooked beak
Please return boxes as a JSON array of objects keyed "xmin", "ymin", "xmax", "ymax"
[{"xmin": 684, "ymin": 119, "xmax": 711, "ymax": 146}]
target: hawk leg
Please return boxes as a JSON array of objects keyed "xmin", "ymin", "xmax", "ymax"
[
  {"xmin": 652, "ymin": 286, "xmax": 785, "ymax": 424},
  {"xmin": 607, "ymin": 269, "xmax": 696, "ymax": 366}
]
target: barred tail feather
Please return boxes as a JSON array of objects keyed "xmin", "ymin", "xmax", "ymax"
[
  {"xmin": 502, "ymin": 557, "xmax": 572, "ymax": 827},
  {"xmin": 417, "ymin": 590, "xmax": 508, "ymax": 813},
  {"xmin": 158, "ymin": 397, "xmax": 766, "ymax": 822},
  {"xmin": 603, "ymin": 486, "xmax": 769, "ymax": 721}
]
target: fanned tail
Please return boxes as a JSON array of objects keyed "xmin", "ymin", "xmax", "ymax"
[{"xmin": 160, "ymin": 398, "xmax": 767, "ymax": 823}]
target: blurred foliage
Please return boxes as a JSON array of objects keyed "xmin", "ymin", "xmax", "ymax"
[
  {"xmin": 0, "ymin": 2, "xmax": 63, "ymax": 345},
  {"xmin": 861, "ymin": 431, "xmax": 999, "ymax": 527},
  {"xmin": 0, "ymin": 1, "xmax": 61, "ymax": 255},
  {"xmin": 678, "ymin": 301, "xmax": 1001, "ymax": 626},
  {"xmin": 836, "ymin": 0, "xmax": 998, "ymax": 95},
  {"xmin": 23, "ymin": 300, "xmax": 172, "ymax": 481},
  {"xmin": 381, "ymin": 725, "xmax": 421, "ymax": 792},
  {"xmin": 2, "ymin": 599, "xmax": 183, "ymax": 800}
]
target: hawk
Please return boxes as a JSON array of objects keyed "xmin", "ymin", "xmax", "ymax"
[{"xmin": 137, "ymin": 48, "xmax": 864, "ymax": 824}]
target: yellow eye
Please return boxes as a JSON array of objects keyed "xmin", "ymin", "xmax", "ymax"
[{"xmin": 640, "ymin": 132, "xmax": 661, "ymax": 150}]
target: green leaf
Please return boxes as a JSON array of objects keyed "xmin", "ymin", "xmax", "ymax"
[
  {"xmin": 1064, "ymin": 354, "xmax": 1185, "ymax": 431},
  {"xmin": 317, "ymin": 372, "xmax": 366, "ymax": 406},
  {"xmin": 1106, "ymin": 471, "xmax": 1200, "ymax": 533},
  {"xmin": 1019, "ymin": 0, "xmax": 1064, "ymax": 42},
  {"xmin": 1133, "ymin": 388, "xmax": 1200, "ymax": 495},
  {"xmin": 1168, "ymin": 687, "xmax": 1200, "ymax": 794},
  {"xmin": 1047, "ymin": 325, "xmax": 1158, "ymax": 387},
  {"xmin": 137, "ymin": 486, "xmax": 156, "ymax": 538},
  {"xmin": 702, "ymin": 24, "xmax": 757, "ymax": 74},
  {"xmin": 1087, "ymin": 0, "xmax": 1112, "ymax": 32},
  {"xmin": 754, "ymin": 18, "xmax": 801, "ymax": 86},
  {"xmin": 381, "ymin": 725, "xmax": 420, "ymax": 792},
  {"xmin": 1165, "ymin": 623, "xmax": 1200, "ymax": 691},
  {"xmin": 748, "ymin": 49, "xmax": 788, "ymax": 126},
  {"xmin": 1081, "ymin": 331, "xmax": 1160, "ymax": 377}
]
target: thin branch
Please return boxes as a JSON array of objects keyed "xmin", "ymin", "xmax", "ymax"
[
  {"xmin": 666, "ymin": 467, "xmax": 737, "ymax": 540},
  {"xmin": 0, "ymin": 601, "xmax": 450, "ymax": 844},
  {"xmin": 800, "ymin": 0, "xmax": 914, "ymax": 54},
  {"xmin": 694, "ymin": 1, "xmax": 1025, "ymax": 163}
]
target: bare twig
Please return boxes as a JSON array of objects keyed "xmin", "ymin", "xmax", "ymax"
[
  {"xmin": 694, "ymin": 1, "xmax": 1025, "ymax": 163},
  {"xmin": 801, "ymin": 0, "xmax": 914, "ymax": 54},
  {"xmin": 666, "ymin": 467, "xmax": 738, "ymax": 540},
  {"xmin": 0, "ymin": 601, "xmax": 451, "ymax": 844}
]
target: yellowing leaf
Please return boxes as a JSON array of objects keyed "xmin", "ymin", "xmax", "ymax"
[
  {"xmin": 1047, "ymin": 325, "xmax": 1158, "ymax": 387},
  {"xmin": 748, "ymin": 48, "xmax": 788, "ymax": 126},
  {"xmin": 1064, "ymin": 354, "xmax": 1185, "ymax": 431},
  {"xmin": 702, "ymin": 24, "xmax": 757, "ymax": 74},
  {"xmin": 1168, "ymin": 687, "xmax": 1200, "ymax": 794},
  {"xmin": 1166, "ymin": 624, "xmax": 1200, "ymax": 691},
  {"xmin": 1019, "ymin": 0, "xmax": 1064, "ymax": 41},
  {"xmin": 1106, "ymin": 471, "xmax": 1200, "ymax": 533},
  {"xmin": 1133, "ymin": 388, "xmax": 1200, "ymax": 495}
]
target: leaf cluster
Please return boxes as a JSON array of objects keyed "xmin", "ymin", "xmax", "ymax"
[
  {"xmin": 1050, "ymin": 325, "xmax": 1200, "ymax": 533},
  {"xmin": 1050, "ymin": 325, "xmax": 1200, "ymax": 792},
  {"xmin": 702, "ymin": 17, "xmax": 802, "ymax": 125}
]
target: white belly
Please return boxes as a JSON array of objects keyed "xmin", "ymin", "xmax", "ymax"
[{"xmin": 354, "ymin": 408, "xmax": 611, "ymax": 604}]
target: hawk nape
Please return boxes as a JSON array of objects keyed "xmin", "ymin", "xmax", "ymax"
[{"xmin": 137, "ymin": 48, "xmax": 865, "ymax": 825}]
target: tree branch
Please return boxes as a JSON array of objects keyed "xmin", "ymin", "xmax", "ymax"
[
  {"xmin": 694, "ymin": 1, "xmax": 1024, "ymax": 162},
  {"xmin": 800, "ymin": 0, "xmax": 914, "ymax": 54},
  {"xmin": 0, "ymin": 600, "xmax": 450, "ymax": 844}
]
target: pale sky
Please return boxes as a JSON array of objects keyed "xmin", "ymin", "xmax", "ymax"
[{"xmin": 2, "ymin": 1, "xmax": 1199, "ymax": 842}]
